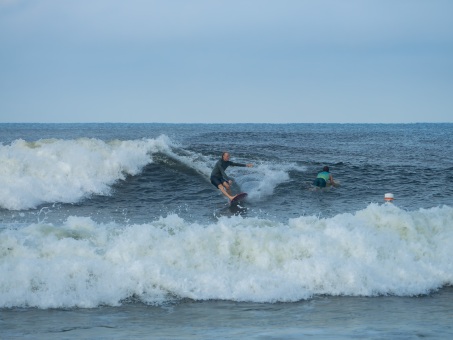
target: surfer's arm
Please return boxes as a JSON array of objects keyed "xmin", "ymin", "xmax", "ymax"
[{"xmin": 229, "ymin": 161, "xmax": 252, "ymax": 168}]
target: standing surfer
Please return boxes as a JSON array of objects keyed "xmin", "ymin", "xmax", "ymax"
[{"xmin": 210, "ymin": 152, "xmax": 253, "ymax": 201}]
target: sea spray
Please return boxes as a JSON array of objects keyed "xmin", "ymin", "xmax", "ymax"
[{"xmin": 1, "ymin": 204, "xmax": 452, "ymax": 308}]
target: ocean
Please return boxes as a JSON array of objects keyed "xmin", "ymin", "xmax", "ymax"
[{"xmin": 1, "ymin": 123, "xmax": 452, "ymax": 339}]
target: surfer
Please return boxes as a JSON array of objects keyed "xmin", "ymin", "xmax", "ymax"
[
  {"xmin": 210, "ymin": 152, "xmax": 253, "ymax": 201},
  {"xmin": 313, "ymin": 166, "xmax": 335, "ymax": 188}
]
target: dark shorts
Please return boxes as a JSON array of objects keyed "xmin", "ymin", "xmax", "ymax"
[
  {"xmin": 211, "ymin": 176, "xmax": 227, "ymax": 188},
  {"xmin": 313, "ymin": 178, "xmax": 327, "ymax": 188}
]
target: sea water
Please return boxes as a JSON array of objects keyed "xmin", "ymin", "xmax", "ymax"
[{"xmin": 1, "ymin": 123, "xmax": 452, "ymax": 339}]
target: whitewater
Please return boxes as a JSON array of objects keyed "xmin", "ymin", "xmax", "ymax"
[{"xmin": 1, "ymin": 204, "xmax": 453, "ymax": 309}]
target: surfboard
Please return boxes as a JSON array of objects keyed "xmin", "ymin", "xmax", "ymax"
[{"xmin": 229, "ymin": 192, "xmax": 248, "ymax": 206}]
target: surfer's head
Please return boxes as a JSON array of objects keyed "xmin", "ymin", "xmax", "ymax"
[
  {"xmin": 323, "ymin": 166, "xmax": 329, "ymax": 172},
  {"xmin": 222, "ymin": 152, "xmax": 230, "ymax": 161}
]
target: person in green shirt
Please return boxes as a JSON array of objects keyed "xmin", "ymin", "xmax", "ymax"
[{"xmin": 313, "ymin": 166, "xmax": 335, "ymax": 188}]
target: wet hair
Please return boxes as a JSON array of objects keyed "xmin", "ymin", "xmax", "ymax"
[{"xmin": 323, "ymin": 166, "xmax": 329, "ymax": 172}]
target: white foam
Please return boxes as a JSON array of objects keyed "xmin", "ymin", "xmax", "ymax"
[
  {"xmin": 1, "ymin": 204, "xmax": 452, "ymax": 308},
  {"xmin": 227, "ymin": 162, "xmax": 296, "ymax": 201},
  {"xmin": 0, "ymin": 136, "xmax": 175, "ymax": 210}
]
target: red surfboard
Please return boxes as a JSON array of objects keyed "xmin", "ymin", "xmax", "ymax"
[{"xmin": 229, "ymin": 192, "xmax": 248, "ymax": 206}]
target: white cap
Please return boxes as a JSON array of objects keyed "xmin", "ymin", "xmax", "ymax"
[{"xmin": 384, "ymin": 193, "xmax": 394, "ymax": 201}]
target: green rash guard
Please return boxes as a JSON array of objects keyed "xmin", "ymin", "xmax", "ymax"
[{"xmin": 316, "ymin": 171, "xmax": 330, "ymax": 182}]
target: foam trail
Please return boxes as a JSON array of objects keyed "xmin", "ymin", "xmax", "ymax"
[
  {"xmin": 230, "ymin": 162, "xmax": 301, "ymax": 202},
  {"xmin": 154, "ymin": 145, "xmax": 297, "ymax": 200}
]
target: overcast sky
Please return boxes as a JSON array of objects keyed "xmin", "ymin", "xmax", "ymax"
[{"xmin": 1, "ymin": 0, "xmax": 452, "ymax": 123}]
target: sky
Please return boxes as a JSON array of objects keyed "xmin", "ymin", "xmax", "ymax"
[{"xmin": 1, "ymin": 0, "xmax": 452, "ymax": 123}]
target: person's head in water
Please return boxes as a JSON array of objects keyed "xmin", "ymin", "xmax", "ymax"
[
  {"xmin": 222, "ymin": 152, "xmax": 230, "ymax": 161},
  {"xmin": 323, "ymin": 166, "xmax": 329, "ymax": 172}
]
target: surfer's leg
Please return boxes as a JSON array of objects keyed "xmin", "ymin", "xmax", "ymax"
[
  {"xmin": 217, "ymin": 184, "xmax": 235, "ymax": 200},
  {"xmin": 223, "ymin": 181, "xmax": 233, "ymax": 195},
  {"xmin": 313, "ymin": 178, "xmax": 326, "ymax": 188}
]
